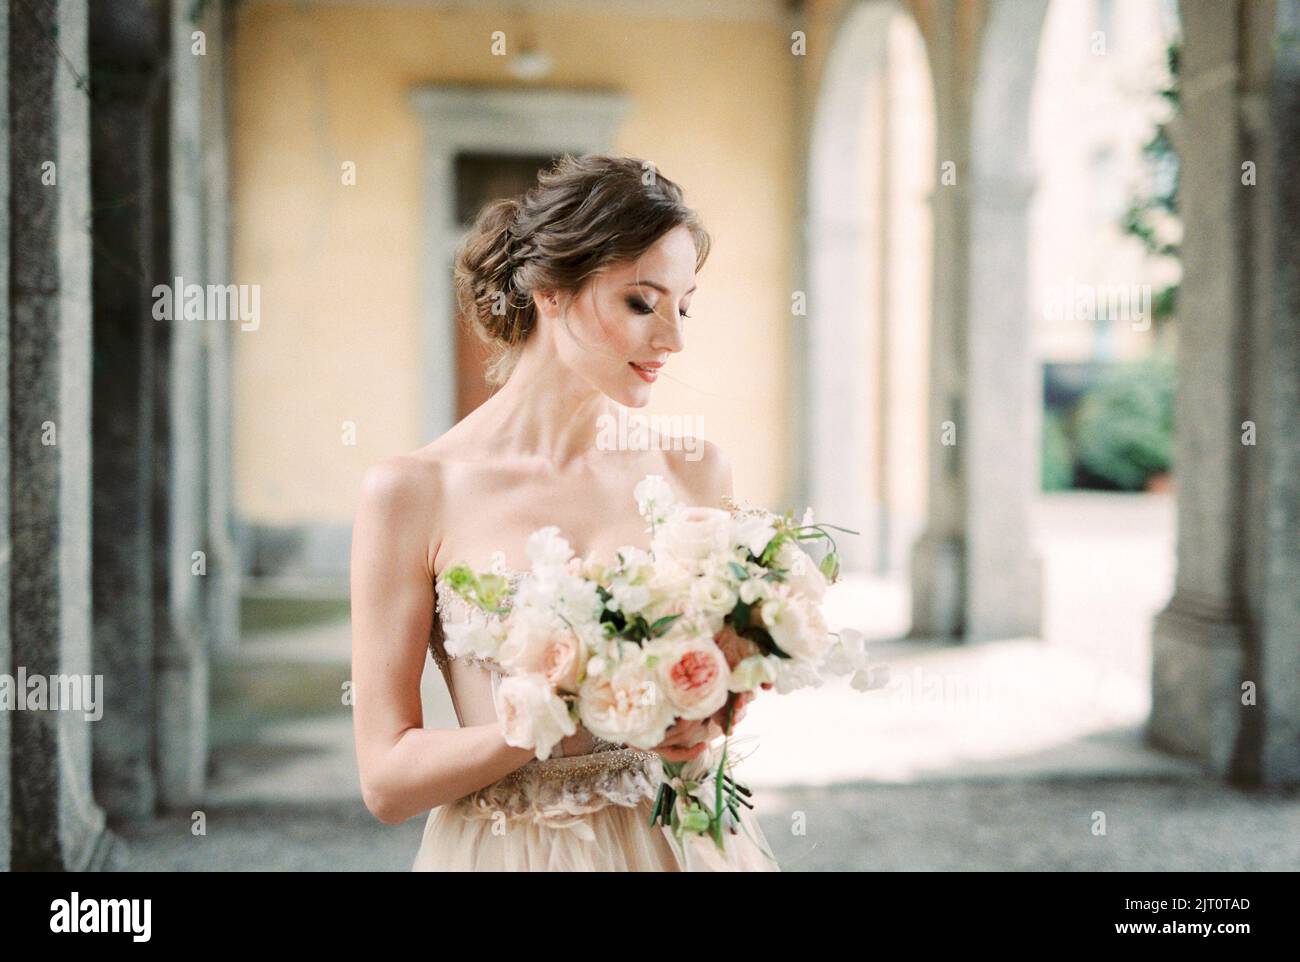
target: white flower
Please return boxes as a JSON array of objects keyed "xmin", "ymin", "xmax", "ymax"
[
  {"xmin": 615, "ymin": 545, "xmax": 655, "ymax": 569},
  {"xmin": 760, "ymin": 589, "xmax": 833, "ymax": 662},
  {"xmin": 738, "ymin": 577, "xmax": 771, "ymax": 606},
  {"xmin": 526, "ymin": 526, "xmax": 574, "ymax": 571},
  {"xmin": 851, "ymin": 665, "xmax": 890, "ymax": 692},
  {"xmin": 641, "ymin": 556, "xmax": 693, "ymax": 624},
  {"xmin": 578, "ymin": 658, "xmax": 676, "ymax": 749},
  {"xmin": 689, "ymin": 573, "xmax": 739, "ymax": 619},
  {"xmin": 514, "ymin": 568, "xmax": 602, "ymax": 627},
  {"xmin": 494, "ymin": 673, "xmax": 576, "ymax": 761},
  {"xmin": 442, "ymin": 612, "xmax": 506, "ymax": 660},
  {"xmin": 653, "ymin": 505, "xmax": 733, "ymax": 566},
  {"xmin": 733, "ymin": 514, "xmax": 777, "ymax": 557},
  {"xmin": 647, "ymin": 635, "xmax": 731, "ymax": 720},
  {"xmin": 770, "ymin": 656, "xmax": 825, "ymax": 694},
  {"xmin": 633, "ymin": 474, "xmax": 676, "ymax": 521},
  {"xmin": 775, "ymin": 540, "xmax": 828, "ymax": 603},
  {"xmin": 821, "ymin": 626, "xmax": 868, "ymax": 676},
  {"xmin": 496, "ymin": 607, "xmax": 586, "ymax": 692},
  {"xmin": 729, "ymin": 653, "xmax": 778, "ymax": 692},
  {"xmin": 608, "ymin": 581, "xmax": 653, "ymax": 616}
]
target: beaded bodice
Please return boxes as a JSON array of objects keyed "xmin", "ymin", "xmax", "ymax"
[
  {"xmin": 429, "ymin": 556, "xmax": 663, "ymax": 828},
  {"xmin": 428, "ymin": 562, "xmax": 519, "ymax": 676}
]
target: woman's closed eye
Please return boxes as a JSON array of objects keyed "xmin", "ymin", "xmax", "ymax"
[{"xmin": 627, "ymin": 296, "xmax": 690, "ymax": 319}]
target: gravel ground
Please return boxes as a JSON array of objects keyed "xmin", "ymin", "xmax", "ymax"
[{"xmin": 112, "ymin": 773, "xmax": 1299, "ymax": 872}]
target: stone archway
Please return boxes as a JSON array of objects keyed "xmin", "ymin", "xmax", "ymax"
[{"xmin": 803, "ymin": 0, "xmax": 935, "ymax": 576}]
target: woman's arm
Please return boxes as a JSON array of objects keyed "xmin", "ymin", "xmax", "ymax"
[{"xmin": 350, "ymin": 458, "xmax": 535, "ymax": 825}]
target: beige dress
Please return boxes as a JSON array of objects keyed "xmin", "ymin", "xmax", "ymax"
[{"xmin": 411, "ymin": 564, "xmax": 781, "ymax": 872}]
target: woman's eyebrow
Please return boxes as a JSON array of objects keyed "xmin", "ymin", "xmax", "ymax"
[{"xmin": 624, "ymin": 279, "xmax": 697, "ymax": 296}]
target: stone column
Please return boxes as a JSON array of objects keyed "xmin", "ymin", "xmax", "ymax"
[
  {"xmin": 151, "ymin": 0, "xmax": 211, "ymax": 809},
  {"xmin": 805, "ymin": 131, "xmax": 881, "ymax": 572},
  {"xmin": 6, "ymin": 0, "xmax": 115, "ymax": 869},
  {"xmin": 1256, "ymin": 0, "xmax": 1300, "ymax": 786},
  {"xmin": 200, "ymin": 0, "xmax": 241, "ymax": 659},
  {"xmin": 909, "ymin": 3, "xmax": 968, "ymax": 639},
  {"xmin": 964, "ymin": 162, "xmax": 1043, "ymax": 640},
  {"xmin": 1149, "ymin": 0, "xmax": 1256, "ymax": 776},
  {"xmin": 962, "ymin": 0, "xmax": 1045, "ymax": 641},
  {"xmin": 88, "ymin": 0, "xmax": 170, "ymax": 823},
  {"xmin": 1151, "ymin": 0, "xmax": 1300, "ymax": 784}
]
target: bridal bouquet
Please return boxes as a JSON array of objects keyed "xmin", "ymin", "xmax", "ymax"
[{"xmin": 440, "ymin": 474, "xmax": 878, "ymax": 852}]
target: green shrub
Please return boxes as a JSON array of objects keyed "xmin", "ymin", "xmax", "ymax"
[
  {"xmin": 1041, "ymin": 410, "xmax": 1074, "ymax": 491},
  {"xmin": 1074, "ymin": 353, "xmax": 1175, "ymax": 490}
]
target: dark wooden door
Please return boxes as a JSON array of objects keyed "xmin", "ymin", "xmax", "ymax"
[{"xmin": 452, "ymin": 151, "xmax": 565, "ymax": 420}]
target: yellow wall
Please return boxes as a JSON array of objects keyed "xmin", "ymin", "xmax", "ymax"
[{"xmin": 231, "ymin": 2, "xmax": 797, "ymax": 524}]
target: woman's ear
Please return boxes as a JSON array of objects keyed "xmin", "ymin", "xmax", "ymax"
[{"xmin": 531, "ymin": 288, "xmax": 560, "ymax": 318}]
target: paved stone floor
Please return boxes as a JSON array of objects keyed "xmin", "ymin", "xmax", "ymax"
[
  {"xmin": 115, "ymin": 494, "xmax": 1300, "ymax": 871},
  {"xmin": 114, "ymin": 761, "xmax": 1299, "ymax": 871}
]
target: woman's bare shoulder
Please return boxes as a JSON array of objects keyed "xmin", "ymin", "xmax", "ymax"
[
  {"xmin": 356, "ymin": 430, "xmax": 475, "ymax": 507},
  {"xmin": 353, "ymin": 447, "xmax": 454, "ymax": 567}
]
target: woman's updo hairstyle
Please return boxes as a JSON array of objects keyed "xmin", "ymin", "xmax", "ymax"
[{"xmin": 453, "ymin": 153, "xmax": 710, "ymax": 387}]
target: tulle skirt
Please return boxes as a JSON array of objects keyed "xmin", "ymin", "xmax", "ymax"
[{"xmin": 411, "ymin": 793, "xmax": 781, "ymax": 872}]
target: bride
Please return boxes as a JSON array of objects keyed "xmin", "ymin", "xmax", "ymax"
[{"xmin": 350, "ymin": 154, "xmax": 779, "ymax": 871}]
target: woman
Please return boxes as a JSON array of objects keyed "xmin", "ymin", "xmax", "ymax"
[{"xmin": 351, "ymin": 154, "xmax": 778, "ymax": 870}]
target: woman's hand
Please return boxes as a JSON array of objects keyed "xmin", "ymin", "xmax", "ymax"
[
  {"xmin": 710, "ymin": 689, "xmax": 761, "ymax": 735},
  {"xmin": 651, "ymin": 715, "xmax": 724, "ymax": 762},
  {"xmin": 651, "ymin": 685, "xmax": 767, "ymax": 762}
]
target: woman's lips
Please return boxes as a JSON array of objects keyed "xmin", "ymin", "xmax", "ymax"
[{"xmin": 629, "ymin": 361, "xmax": 661, "ymax": 383}]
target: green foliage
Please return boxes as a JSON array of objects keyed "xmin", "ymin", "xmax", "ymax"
[
  {"xmin": 1074, "ymin": 353, "xmax": 1175, "ymax": 490},
  {"xmin": 444, "ymin": 563, "xmax": 511, "ymax": 614},
  {"xmin": 1041, "ymin": 410, "xmax": 1074, "ymax": 492},
  {"xmin": 1120, "ymin": 40, "xmax": 1182, "ymax": 329}
]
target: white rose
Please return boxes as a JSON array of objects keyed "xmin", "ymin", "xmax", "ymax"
[
  {"xmin": 497, "ymin": 608, "xmax": 556, "ymax": 671},
  {"xmin": 641, "ymin": 557, "xmax": 693, "ymax": 624},
  {"xmin": 653, "ymin": 506, "xmax": 732, "ymax": 566},
  {"xmin": 494, "ymin": 673, "xmax": 576, "ymax": 761},
  {"xmin": 578, "ymin": 659, "xmax": 676, "ymax": 749},
  {"xmin": 647, "ymin": 635, "xmax": 731, "ymax": 720},
  {"xmin": 499, "ymin": 609, "xmax": 588, "ymax": 692},
  {"xmin": 689, "ymin": 574, "xmax": 739, "ymax": 619},
  {"xmin": 541, "ymin": 632, "xmax": 586, "ymax": 692}
]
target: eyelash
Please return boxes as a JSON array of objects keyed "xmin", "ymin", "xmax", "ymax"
[{"xmin": 628, "ymin": 297, "xmax": 690, "ymax": 319}]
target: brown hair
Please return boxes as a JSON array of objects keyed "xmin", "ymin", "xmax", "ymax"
[{"xmin": 452, "ymin": 153, "xmax": 711, "ymax": 387}]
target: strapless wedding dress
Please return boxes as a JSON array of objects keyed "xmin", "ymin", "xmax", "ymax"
[{"xmin": 411, "ymin": 560, "xmax": 781, "ymax": 872}]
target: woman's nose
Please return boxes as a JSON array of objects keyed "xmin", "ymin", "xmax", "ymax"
[{"xmin": 654, "ymin": 314, "xmax": 685, "ymax": 354}]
